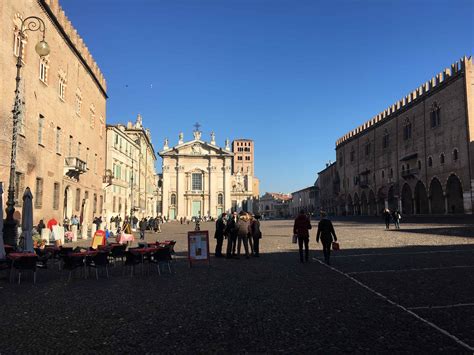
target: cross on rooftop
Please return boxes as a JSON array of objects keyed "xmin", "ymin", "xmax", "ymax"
[{"xmin": 193, "ymin": 122, "xmax": 201, "ymax": 131}]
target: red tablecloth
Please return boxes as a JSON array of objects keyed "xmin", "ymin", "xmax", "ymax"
[
  {"xmin": 117, "ymin": 233, "xmax": 134, "ymax": 244},
  {"xmin": 8, "ymin": 253, "xmax": 36, "ymax": 260},
  {"xmin": 130, "ymin": 247, "xmax": 158, "ymax": 255},
  {"xmin": 69, "ymin": 251, "xmax": 98, "ymax": 257}
]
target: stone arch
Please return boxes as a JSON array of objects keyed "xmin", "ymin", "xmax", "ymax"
[
  {"xmin": 401, "ymin": 183, "xmax": 413, "ymax": 215},
  {"xmin": 414, "ymin": 181, "xmax": 429, "ymax": 214},
  {"xmin": 368, "ymin": 190, "xmax": 377, "ymax": 216},
  {"xmin": 360, "ymin": 191, "xmax": 368, "ymax": 215},
  {"xmin": 430, "ymin": 177, "xmax": 445, "ymax": 214},
  {"xmin": 353, "ymin": 193, "xmax": 361, "ymax": 215},
  {"xmin": 446, "ymin": 174, "xmax": 464, "ymax": 214},
  {"xmin": 388, "ymin": 186, "xmax": 397, "ymax": 211},
  {"xmin": 347, "ymin": 194, "xmax": 353, "ymax": 216}
]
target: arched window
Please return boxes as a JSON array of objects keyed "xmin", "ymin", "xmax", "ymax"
[
  {"xmin": 390, "ymin": 168, "xmax": 393, "ymax": 178},
  {"xmin": 218, "ymin": 193, "xmax": 224, "ymax": 205},
  {"xmin": 350, "ymin": 147, "xmax": 355, "ymax": 162},
  {"xmin": 453, "ymin": 149, "xmax": 458, "ymax": 161},
  {"xmin": 403, "ymin": 118, "xmax": 412, "ymax": 140},
  {"xmin": 402, "ymin": 165, "xmax": 405, "ymax": 173},
  {"xmin": 382, "ymin": 170, "xmax": 385, "ymax": 178},
  {"xmin": 428, "ymin": 156, "xmax": 433, "ymax": 167},
  {"xmin": 418, "ymin": 160, "xmax": 422, "ymax": 170},
  {"xmin": 170, "ymin": 194, "xmax": 176, "ymax": 205},
  {"xmin": 430, "ymin": 102, "xmax": 441, "ymax": 128},
  {"xmin": 440, "ymin": 153, "xmax": 445, "ymax": 164}
]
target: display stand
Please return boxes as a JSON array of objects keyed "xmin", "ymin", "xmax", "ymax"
[
  {"xmin": 91, "ymin": 230, "xmax": 106, "ymax": 249},
  {"xmin": 187, "ymin": 230, "xmax": 210, "ymax": 267}
]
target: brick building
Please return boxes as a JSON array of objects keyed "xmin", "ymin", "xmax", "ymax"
[
  {"xmin": 0, "ymin": 0, "xmax": 107, "ymax": 232},
  {"xmin": 320, "ymin": 56, "xmax": 474, "ymax": 216}
]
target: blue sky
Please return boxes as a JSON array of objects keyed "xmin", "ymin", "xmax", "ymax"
[{"xmin": 60, "ymin": 0, "xmax": 473, "ymax": 194}]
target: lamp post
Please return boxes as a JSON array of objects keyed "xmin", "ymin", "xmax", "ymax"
[{"xmin": 3, "ymin": 16, "xmax": 50, "ymax": 246}]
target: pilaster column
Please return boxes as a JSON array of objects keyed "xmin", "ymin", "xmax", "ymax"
[
  {"xmin": 162, "ymin": 165, "xmax": 170, "ymax": 218},
  {"xmin": 176, "ymin": 165, "xmax": 185, "ymax": 218},
  {"xmin": 224, "ymin": 159, "xmax": 232, "ymax": 213},
  {"xmin": 444, "ymin": 193, "xmax": 448, "ymax": 215},
  {"xmin": 209, "ymin": 165, "xmax": 217, "ymax": 217}
]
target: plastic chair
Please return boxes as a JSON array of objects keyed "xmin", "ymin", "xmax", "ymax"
[
  {"xmin": 86, "ymin": 252, "xmax": 109, "ymax": 280},
  {"xmin": 62, "ymin": 255, "xmax": 86, "ymax": 281},
  {"xmin": 150, "ymin": 247, "xmax": 172, "ymax": 275},
  {"xmin": 123, "ymin": 251, "xmax": 141, "ymax": 277},
  {"xmin": 36, "ymin": 251, "xmax": 53, "ymax": 269},
  {"xmin": 110, "ymin": 244, "xmax": 127, "ymax": 265},
  {"xmin": 10, "ymin": 255, "xmax": 38, "ymax": 284}
]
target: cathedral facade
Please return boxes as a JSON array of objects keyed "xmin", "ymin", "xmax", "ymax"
[{"xmin": 159, "ymin": 128, "xmax": 257, "ymax": 219}]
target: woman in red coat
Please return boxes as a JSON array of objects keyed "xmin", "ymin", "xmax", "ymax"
[{"xmin": 293, "ymin": 210, "xmax": 312, "ymax": 263}]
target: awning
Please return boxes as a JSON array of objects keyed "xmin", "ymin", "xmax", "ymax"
[{"xmin": 400, "ymin": 153, "xmax": 418, "ymax": 161}]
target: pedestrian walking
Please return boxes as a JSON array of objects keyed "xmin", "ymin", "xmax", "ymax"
[
  {"xmin": 225, "ymin": 212, "xmax": 238, "ymax": 259},
  {"xmin": 293, "ymin": 210, "xmax": 312, "ymax": 263},
  {"xmin": 250, "ymin": 214, "xmax": 262, "ymax": 257},
  {"xmin": 393, "ymin": 210, "xmax": 401, "ymax": 229},
  {"xmin": 383, "ymin": 208, "xmax": 391, "ymax": 230},
  {"xmin": 214, "ymin": 213, "xmax": 227, "ymax": 257},
  {"xmin": 139, "ymin": 218, "xmax": 146, "ymax": 240},
  {"xmin": 316, "ymin": 211, "xmax": 337, "ymax": 265},
  {"xmin": 63, "ymin": 216, "xmax": 70, "ymax": 231},
  {"xmin": 236, "ymin": 211, "xmax": 251, "ymax": 259}
]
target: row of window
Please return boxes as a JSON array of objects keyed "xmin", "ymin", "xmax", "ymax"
[
  {"xmin": 346, "ymin": 149, "xmax": 460, "ymax": 188},
  {"xmin": 34, "ymin": 114, "xmax": 100, "ymax": 172},
  {"xmin": 169, "ymin": 193, "xmax": 224, "ymax": 206},
  {"xmin": 343, "ymin": 103, "xmax": 442, "ymax": 165},
  {"xmin": 237, "ymin": 156, "xmax": 251, "ymax": 161},
  {"xmin": 114, "ymin": 133, "xmax": 136, "ymax": 157},
  {"xmin": 13, "ymin": 31, "xmax": 104, "ymax": 134},
  {"xmin": 236, "ymin": 147, "xmax": 251, "ymax": 152},
  {"xmin": 112, "ymin": 162, "xmax": 137, "ymax": 183},
  {"xmin": 15, "ymin": 173, "xmax": 101, "ymax": 213},
  {"xmin": 236, "ymin": 142, "xmax": 251, "ymax": 147}
]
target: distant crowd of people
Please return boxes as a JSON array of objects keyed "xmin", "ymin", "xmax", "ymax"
[{"xmin": 214, "ymin": 211, "xmax": 262, "ymax": 259}]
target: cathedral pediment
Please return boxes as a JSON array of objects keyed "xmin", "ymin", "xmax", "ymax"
[{"xmin": 159, "ymin": 139, "xmax": 233, "ymax": 157}]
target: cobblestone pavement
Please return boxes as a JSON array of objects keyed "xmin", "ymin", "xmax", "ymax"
[{"xmin": 1, "ymin": 219, "xmax": 473, "ymax": 353}]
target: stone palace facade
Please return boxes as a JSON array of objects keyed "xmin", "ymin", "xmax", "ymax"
[
  {"xmin": 320, "ymin": 56, "xmax": 474, "ymax": 215},
  {"xmin": 159, "ymin": 128, "xmax": 257, "ymax": 219},
  {"xmin": 0, "ymin": 0, "xmax": 107, "ymax": 230}
]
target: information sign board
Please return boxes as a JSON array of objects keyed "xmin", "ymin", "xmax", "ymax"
[{"xmin": 187, "ymin": 230, "xmax": 210, "ymax": 267}]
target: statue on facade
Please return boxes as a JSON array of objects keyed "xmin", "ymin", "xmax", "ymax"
[
  {"xmin": 163, "ymin": 138, "xmax": 169, "ymax": 150},
  {"xmin": 210, "ymin": 131, "xmax": 216, "ymax": 144},
  {"xmin": 178, "ymin": 132, "xmax": 184, "ymax": 144},
  {"xmin": 225, "ymin": 138, "xmax": 230, "ymax": 151},
  {"xmin": 191, "ymin": 143, "xmax": 202, "ymax": 155},
  {"xmin": 136, "ymin": 114, "xmax": 143, "ymax": 128}
]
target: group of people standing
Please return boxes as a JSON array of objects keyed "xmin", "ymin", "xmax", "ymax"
[
  {"xmin": 214, "ymin": 211, "xmax": 262, "ymax": 259},
  {"xmin": 293, "ymin": 210, "xmax": 338, "ymax": 264}
]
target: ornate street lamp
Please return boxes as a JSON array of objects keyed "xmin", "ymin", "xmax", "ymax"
[{"xmin": 4, "ymin": 16, "xmax": 50, "ymax": 246}]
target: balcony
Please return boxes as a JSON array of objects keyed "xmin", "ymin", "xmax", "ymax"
[
  {"xmin": 401, "ymin": 168, "xmax": 419, "ymax": 179},
  {"xmin": 64, "ymin": 157, "xmax": 87, "ymax": 179}
]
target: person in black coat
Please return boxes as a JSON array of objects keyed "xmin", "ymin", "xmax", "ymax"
[
  {"xmin": 251, "ymin": 214, "xmax": 262, "ymax": 257},
  {"xmin": 383, "ymin": 208, "xmax": 391, "ymax": 230},
  {"xmin": 316, "ymin": 211, "xmax": 337, "ymax": 265},
  {"xmin": 214, "ymin": 213, "xmax": 227, "ymax": 257},
  {"xmin": 225, "ymin": 212, "xmax": 238, "ymax": 259}
]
